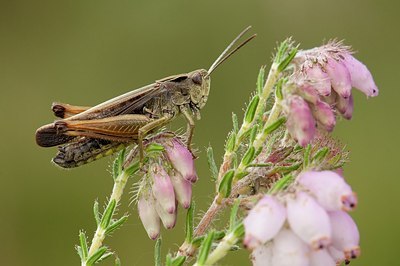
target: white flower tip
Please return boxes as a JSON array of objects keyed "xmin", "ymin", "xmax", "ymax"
[
  {"xmin": 344, "ymin": 246, "xmax": 361, "ymax": 260},
  {"xmin": 243, "ymin": 234, "xmax": 260, "ymax": 250},
  {"xmin": 185, "ymin": 174, "xmax": 198, "ymax": 183},
  {"xmin": 311, "ymin": 236, "xmax": 331, "ymax": 250},
  {"xmin": 166, "ymin": 205, "xmax": 176, "ymax": 214},
  {"xmin": 341, "ymin": 192, "xmax": 358, "ymax": 211},
  {"xmin": 181, "ymin": 201, "xmax": 191, "ymax": 209},
  {"xmin": 148, "ymin": 231, "xmax": 160, "ymax": 240}
]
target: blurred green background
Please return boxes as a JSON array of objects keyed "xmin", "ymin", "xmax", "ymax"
[{"xmin": 1, "ymin": 0, "xmax": 398, "ymax": 265}]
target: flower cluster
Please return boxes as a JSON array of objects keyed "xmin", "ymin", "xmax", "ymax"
[
  {"xmin": 282, "ymin": 41, "xmax": 379, "ymax": 146},
  {"xmin": 137, "ymin": 138, "xmax": 197, "ymax": 240},
  {"xmin": 244, "ymin": 171, "xmax": 360, "ymax": 266}
]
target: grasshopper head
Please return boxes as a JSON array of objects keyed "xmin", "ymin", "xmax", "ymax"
[{"xmin": 188, "ymin": 69, "xmax": 210, "ymax": 110}]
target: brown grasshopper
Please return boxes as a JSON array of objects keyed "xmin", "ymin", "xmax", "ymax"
[{"xmin": 35, "ymin": 27, "xmax": 256, "ymax": 168}]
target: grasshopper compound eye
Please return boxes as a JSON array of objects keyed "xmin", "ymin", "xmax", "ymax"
[{"xmin": 192, "ymin": 72, "xmax": 202, "ymax": 85}]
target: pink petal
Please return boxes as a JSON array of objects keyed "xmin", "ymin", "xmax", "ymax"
[
  {"xmin": 151, "ymin": 164, "xmax": 176, "ymax": 214},
  {"xmin": 287, "ymin": 192, "xmax": 332, "ymax": 250},
  {"xmin": 343, "ymin": 54, "xmax": 378, "ymax": 97},
  {"xmin": 285, "ymin": 96, "xmax": 316, "ymax": 147},
  {"xmin": 311, "ymin": 100, "xmax": 336, "ymax": 132},
  {"xmin": 137, "ymin": 195, "xmax": 161, "ymax": 240},
  {"xmin": 325, "ymin": 58, "xmax": 352, "ymax": 99},
  {"xmin": 297, "ymin": 171, "xmax": 357, "ymax": 211},
  {"xmin": 243, "ymin": 195, "xmax": 286, "ymax": 250},
  {"xmin": 329, "ymin": 211, "xmax": 361, "ymax": 260},
  {"xmin": 272, "ymin": 229, "xmax": 310, "ymax": 266}
]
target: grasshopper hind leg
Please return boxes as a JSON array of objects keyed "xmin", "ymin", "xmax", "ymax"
[{"xmin": 51, "ymin": 102, "xmax": 91, "ymax": 119}]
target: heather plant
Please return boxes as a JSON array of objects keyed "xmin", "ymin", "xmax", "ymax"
[{"xmin": 76, "ymin": 38, "xmax": 378, "ymax": 266}]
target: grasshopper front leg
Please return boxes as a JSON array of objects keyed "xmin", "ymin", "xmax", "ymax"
[
  {"xmin": 137, "ymin": 115, "xmax": 173, "ymax": 163},
  {"xmin": 180, "ymin": 105, "xmax": 195, "ymax": 153}
]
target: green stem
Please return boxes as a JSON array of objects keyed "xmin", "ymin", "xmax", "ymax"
[
  {"xmin": 82, "ymin": 170, "xmax": 130, "ymax": 266},
  {"xmin": 203, "ymin": 232, "xmax": 238, "ymax": 265}
]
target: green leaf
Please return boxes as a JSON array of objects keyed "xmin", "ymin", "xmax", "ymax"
[
  {"xmin": 241, "ymin": 146, "xmax": 255, "ymax": 166},
  {"xmin": 275, "ymin": 78, "xmax": 287, "ymax": 100},
  {"xmin": 312, "ymin": 147, "xmax": 330, "ymax": 164},
  {"xmin": 278, "ymin": 46, "xmax": 298, "ymax": 72},
  {"xmin": 86, "ymin": 246, "xmax": 108, "ymax": 266},
  {"xmin": 269, "ymin": 162, "xmax": 302, "ymax": 175},
  {"xmin": 100, "ymin": 199, "xmax": 116, "ymax": 229},
  {"xmin": 232, "ymin": 223, "xmax": 245, "ymax": 238},
  {"xmin": 155, "ymin": 238, "xmax": 162, "ymax": 266},
  {"xmin": 206, "ymin": 146, "xmax": 219, "ymax": 182},
  {"xmin": 105, "ymin": 215, "xmax": 128, "ymax": 235},
  {"xmin": 197, "ymin": 231, "xmax": 215, "ymax": 265},
  {"xmin": 214, "ymin": 231, "xmax": 226, "ymax": 240},
  {"xmin": 146, "ymin": 143, "xmax": 165, "ymax": 153},
  {"xmin": 303, "ymin": 144, "xmax": 312, "ymax": 168},
  {"xmin": 76, "ymin": 245, "xmax": 83, "ymax": 260},
  {"xmin": 171, "ymin": 256, "xmax": 186, "ymax": 266},
  {"xmin": 225, "ymin": 131, "xmax": 236, "ymax": 152},
  {"xmin": 257, "ymin": 66, "xmax": 266, "ymax": 95},
  {"xmin": 115, "ymin": 257, "xmax": 121, "ymax": 266},
  {"xmin": 97, "ymin": 252, "xmax": 113, "ymax": 263},
  {"xmin": 93, "ymin": 200, "xmax": 100, "ymax": 226},
  {"xmin": 166, "ymin": 254, "xmax": 172, "ymax": 266},
  {"xmin": 248, "ymin": 163, "xmax": 273, "ymax": 168},
  {"xmin": 229, "ymin": 199, "xmax": 241, "ymax": 231},
  {"xmin": 274, "ymin": 39, "xmax": 289, "ymax": 63},
  {"xmin": 269, "ymin": 174, "xmax": 294, "ymax": 193},
  {"xmin": 218, "ymin": 169, "xmax": 235, "ymax": 198},
  {"xmin": 191, "ymin": 236, "xmax": 204, "ymax": 247},
  {"xmin": 249, "ymin": 124, "xmax": 259, "ymax": 144},
  {"xmin": 125, "ymin": 161, "xmax": 140, "ymax": 176},
  {"xmin": 234, "ymin": 171, "xmax": 249, "ymax": 180},
  {"xmin": 244, "ymin": 95, "xmax": 260, "ymax": 124},
  {"xmin": 113, "ymin": 149, "xmax": 126, "ymax": 180},
  {"xmin": 185, "ymin": 202, "xmax": 195, "ymax": 243},
  {"xmin": 262, "ymin": 117, "xmax": 286, "ymax": 135},
  {"xmin": 79, "ymin": 231, "xmax": 88, "ymax": 261},
  {"xmin": 232, "ymin": 112, "xmax": 239, "ymax": 133}
]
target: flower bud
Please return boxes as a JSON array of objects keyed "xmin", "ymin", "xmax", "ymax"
[
  {"xmin": 243, "ymin": 195, "xmax": 286, "ymax": 250},
  {"xmin": 164, "ymin": 139, "xmax": 198, "ymax": 183},
  {"xmin": 271, "ymin": 228, "xmax": 310, "ymax": 266},
  {"xmin": 287, "ymin": 192, "xmax": 331, "ymax": 250},
  {"xmin": 285, "ymin": 96, "xmax": 316, "ymax": 147},
  {"xmin": 151, "ymin": 164, "xmax": 176, "ymax": 214},
  {"xmin": 311, "ymin": 100, "xmax": 336, "ymax": 132},
  {"xmin": 329, "ymin": 211, "xmax": 361, "ymax": 260},
  {"xmin": 310, "ymin": 249, "xmax": 336, "ymax": 266},
  {"xmin": 137, "ymin": 194, "xmax": 160, "ymax": 240},
  {"xmin": 297, "ymin": 85, "xmax": 320, "ymax": 105},
  {"xmin": 337, "ymin": 94, "xmax": 354, "ymax": 120},
  {"xmin": 343, "ymin": 54, "xmax": 379, "ymax": 97},
  {"xmin": 325, "ymin": 58, "xmax": 352, "ymax": 99},
  {"xmin": 170, "ymin": 171, "xmax": 192, "ymax": 209},
  {"xmin": 155, "ymin": 201, "xmax": 177, "ymax": 229},
  {"xmin": 304, "ymin": 65, "xmax": 332, "ymax": 96},
  {"xmin": 251, "ymin": 242, "xmax": 273, "ymax": 266},
  {"xmin": 297, "ymin": 171, "xmax": 357, "ymax": 211}
]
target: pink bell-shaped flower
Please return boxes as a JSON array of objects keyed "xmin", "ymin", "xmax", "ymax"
[
  {"xmin": 287, "ymin": 192, "xmax": 332, "ymax": 250},
  {"xmin": 243, "ymin": 195, "xmax": 286, "ymax": 250}
]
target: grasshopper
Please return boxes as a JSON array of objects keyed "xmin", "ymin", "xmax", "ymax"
[{"xmin": 35, "ymin": 27, "xmax": 256, "ymax": 168}]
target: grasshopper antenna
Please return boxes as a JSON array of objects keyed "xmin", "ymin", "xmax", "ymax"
[{"xmin": 206, "ymin": 26, "xmax": 256, "ymax": 77}]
